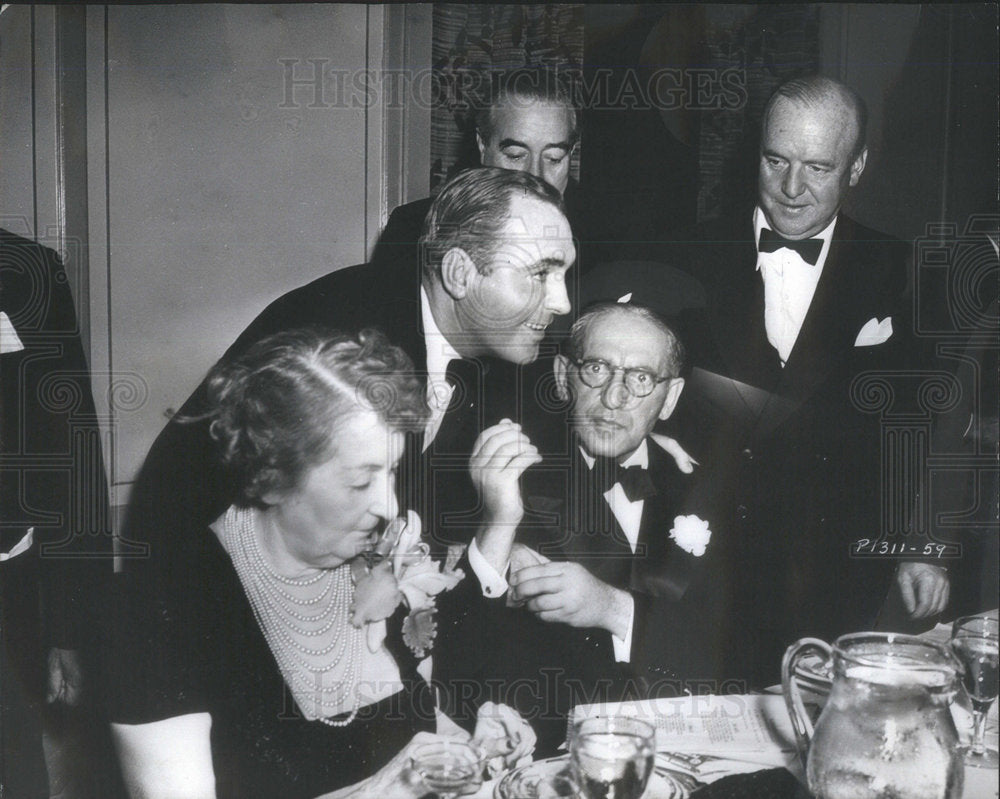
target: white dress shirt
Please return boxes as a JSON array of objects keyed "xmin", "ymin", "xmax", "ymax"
[
  {"xmin": 468, "ymin": 440, "xmax": 653, "ymax": 663},
  {"xmin": 420, "ymin": 286, "xmax": 460, "ymax": 449},
  {"xmin": 754, "ymin": 208, "xmax": 837, "ymax": 366}
]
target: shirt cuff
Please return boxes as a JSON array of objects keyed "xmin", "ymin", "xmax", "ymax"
[
  {"xmin": 611, "ymin": 594, "xmax": 635, "ymax": 663},
  {"xmin": 468, "ymin": 537, "xmax": 510, "ymax": 599}
]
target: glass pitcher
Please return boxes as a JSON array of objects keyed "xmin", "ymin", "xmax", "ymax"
[{"xmin": 782, "ymin": 632, "xmax": 964, "ymax": 799}]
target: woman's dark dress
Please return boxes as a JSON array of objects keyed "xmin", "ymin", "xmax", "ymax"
[{"xmin": 106, "ymin": 525, "xmax": 434, "ymax": 799}]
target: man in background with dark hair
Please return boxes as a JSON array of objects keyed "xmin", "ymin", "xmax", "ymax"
[
  {"xmin": 372, "ymin": 68, "xmax": 585, "ymax": 269},
  {"xmin": 672, "ymin": 75, "xmax": 949, "ymax": 686}
]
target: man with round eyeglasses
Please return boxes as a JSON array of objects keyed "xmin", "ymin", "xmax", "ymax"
[
  {"xmin": 435, "ymin": 299, "xmax": 738, "ymax": 753},
  {"xmin": 557, "ymin": 356, "xmax": 684, "ymax": 452},
  {"xmin": 571, "ymin": 357, "xmax": 675, "ymax": 393},
  {"xmin": 556, "ymin": 306, "xmax": 685, "ymax": 464}
]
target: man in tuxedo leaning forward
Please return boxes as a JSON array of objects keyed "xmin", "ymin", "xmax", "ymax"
[
  {"xmin": 120, "ymin": 167, "xmax": 575, "ymax": 568},
  {"xmin": 436, "ymin": 301, "xmax": 739, "ymax": 754},
  {"xmin": 670, "ymin": 75, "xmax": 949, "ymax": 686}
]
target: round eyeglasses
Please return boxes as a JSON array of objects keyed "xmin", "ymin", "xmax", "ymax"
[{"xmin": 570, "ymin": 357, "xmax": 671, "ymax": 398}]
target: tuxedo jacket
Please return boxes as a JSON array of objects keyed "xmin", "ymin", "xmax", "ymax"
[
  {"xmin": 520, "ymin": 441, "xmax": 741, "ymax": 689},
  {"xmin": 668, "ymin": 212, "xmax": 912, "ymax": 685},
  {"xmin": 434, "ymin": 436, "xmax": 740, "ymax": 755},
  {"xmin": 0, "ymin": 230, "xmax": 110, "ymax": 659},
  {"xmin": 121, "ymin": 252, "xmax": 536, "ymax": 570}
]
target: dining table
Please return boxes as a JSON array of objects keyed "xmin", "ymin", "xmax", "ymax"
[{"xmin": 470, "ymin": 612, "xmax": 1000, "ymax": 799}]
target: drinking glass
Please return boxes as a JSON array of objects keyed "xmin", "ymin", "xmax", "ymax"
[
  {"xmin": 410, "ymin": 739, "xmax": 483, "ymax": 798},
  {"xmin": 569, "ymin": 715, "xmax": 655, "ymax": 799},
  {"xmin": 951, "ymin": 615, "xmax": 1000, "ymax": 769}
]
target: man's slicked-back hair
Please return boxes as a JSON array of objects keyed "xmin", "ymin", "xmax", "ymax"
[
  {"xmin": 419, "ymin": 166, "xmax": 564, "ymax": 280},
  {"xmin": 763, "ymin": 74, "xmax": 869, "ymax": 161},
  {"xmin": 475, "ymin": 67, "xmax": 580, "ymax": 147},
  {"xmin": 567, "ymin": 302, "xmax": 686, "ymax": 379}
]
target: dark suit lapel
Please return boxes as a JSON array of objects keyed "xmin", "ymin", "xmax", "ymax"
[
  {"xmin": 522, "ymin": 448, "xmax": 633, "ymax": 583},
  {"xmin": 571, "ymin": 450, "xmax": 634, "ymax": 586},
  {"xmin": 695, "ymin": 222, "xmax": 788, "ymax": 440},
  {"xmin": 523, "ymin": 444, "xmax": 709, "ymax": 599},
  {"xmin": 629, "ymin": 443, "xmax": 700, "ymax": 601},
  {"xmin": 717, "ymin": 246, "xmax": 775, "ymax": 384},
  {"xmin": 757, "ymin": 216, "xmax": 868, "ymax": 436},
  {"xmin": 707, "ymin": 217, "xmax": 784, "ymax": 394},
  {"xmin": 778, "ymin": 223, "xmax": 858, "ymax": 401}
]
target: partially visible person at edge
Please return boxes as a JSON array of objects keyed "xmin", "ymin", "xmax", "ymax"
[{"xmin": 1, "ymin": 229, "xmax": 114, "ymax": 797}]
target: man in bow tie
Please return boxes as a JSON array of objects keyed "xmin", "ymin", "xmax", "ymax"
[
  {"xmin": 436, "ymin": 300, "xmax": 738, "ymax": 753},
  {"xmin": 121, "ymin": 166, "xmax": 575, "ymax": 565},
  {"xmin": 670, "ymin": 75, "xmax": 949, "ymax": 686}
]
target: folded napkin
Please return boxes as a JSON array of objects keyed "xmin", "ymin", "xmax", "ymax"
[{"xmin": 854, "ymin": 316, "xmax": 893, "ymax": 346}]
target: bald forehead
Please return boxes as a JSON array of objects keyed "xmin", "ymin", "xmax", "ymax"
[
  {"xmin": 582, "ymin": 309, "xmax": 672, "ymax": 368},
  {"xmin": 765, "ymin": 93, "xmax": 862, "ymax": 156}
]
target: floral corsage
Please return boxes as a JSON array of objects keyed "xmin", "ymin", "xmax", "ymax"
[
  {"xmin": 351, "ymin": 510, "xmax": 464, "ymax": 657},
  {"xmin": 668, "ymin": 514, "xmax": 712, "ymax": 557}
]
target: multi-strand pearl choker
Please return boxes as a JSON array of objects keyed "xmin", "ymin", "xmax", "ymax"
[{"xmin": 222, "ymin": 506, "xmax": 363, "ymax": 727}]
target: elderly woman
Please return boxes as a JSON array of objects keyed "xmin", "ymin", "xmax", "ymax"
[{"xmin": 106, "ymin": 329, "xmax": 524, "ymax": 799}]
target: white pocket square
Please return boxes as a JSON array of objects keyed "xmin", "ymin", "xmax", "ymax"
[
  {"xmin": 0, "ymin": 311, "xmax": 24, "ymax": 353},
  {"xmin": 854, "ymin": 316, "xmax": 893, "ymax": 347}
]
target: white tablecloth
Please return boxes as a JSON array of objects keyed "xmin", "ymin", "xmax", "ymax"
[{"xmin": 473, "ymin": 614, "xmax": 1000, "ymax": 797}]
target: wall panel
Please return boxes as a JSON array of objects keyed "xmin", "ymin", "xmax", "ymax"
[{"xmin": 88, "ymin": 5, "xmax": 375, "ymax": 500}]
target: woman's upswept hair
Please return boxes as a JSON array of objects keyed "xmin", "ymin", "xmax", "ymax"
[{"xmin": 204, "ymin": 327, "xmax": 428, "ymax": 505}]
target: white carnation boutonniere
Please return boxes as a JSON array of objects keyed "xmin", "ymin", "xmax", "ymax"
[
  {"xmin": 351, "ymin": 510, "xmax": 464, "ymax": 657},
  {"xmin": 669, "ymin": 514, "xmax": 712, "ymax": 557}
]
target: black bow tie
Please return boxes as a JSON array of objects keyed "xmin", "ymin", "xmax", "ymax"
[
  {"xmin": 758, "ymin": 227, "xmax": 823, "ymax": 265},
  {"xmin": 592, "ymin": 457, "xmax": 657, "ymax": 502}
]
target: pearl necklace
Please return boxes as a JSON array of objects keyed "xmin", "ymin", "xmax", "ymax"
[{"xmin": 222, "ymin": 506, "xmax": 362, "ymax": 727}]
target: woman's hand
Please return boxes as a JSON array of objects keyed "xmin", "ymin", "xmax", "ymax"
[
  {"xmin": 473, "ymin": 701, "xmax": 536, "ymax": 776},
  {"xmin": 314, "ymin": 731, "xmax": 476, "ymax": 799}
]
